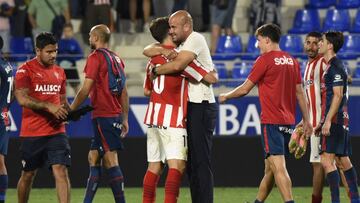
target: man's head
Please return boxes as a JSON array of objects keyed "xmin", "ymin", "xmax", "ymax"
[
  {"xmin": 255, "ymin": 23, "xmax": 281, "ymax": 54},
  {"xmin": 63, "ymin": 23, "xmax": 74, "ymax": 39},
  {"xmin": 319, "ymin": 31, "xmax": 344, "ymax": 55},
  {"xmin": 35, "ymin": 32, "xmax": 58, "ymax": 67},
  {"xmin": 304, "ymin": 31, "xmax": 322, "ymax": 59},
  {"xmin": 89, "ymin": 24, "xmax": 111, "ymax": 50},
  {"xmin": 150, "ymin": 17, "xmax": 170, "ymax": 43},
  {"xmin": 169, "ymin": 10, "xmax": 193, "ymax": 44}
]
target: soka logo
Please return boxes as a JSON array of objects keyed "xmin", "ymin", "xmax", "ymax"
[
  {"xmin": 35, "ymin": 84, "xmax": 61, "ymax": 95},
  {"xmin": 274, "ymin": 56, "xmax": 294, "ymax": 65}
]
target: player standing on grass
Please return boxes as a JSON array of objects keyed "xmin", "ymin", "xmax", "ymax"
[
  {"xmin": 15, "ymin": 32, "xmax": 71, "ymax": 203},
  {"xmin": 0, "ymin": 36, "xmax": 13, "ymax": 203},
  {"xmin": 297, "ymin": 31, "xmax": 350, "ymax": 203},
  {"xmin": 317, "ymin": 31, "xmax": 360, "ymax": 203},
  {"xmin": 70, "ymin": 24, "xmax": 129, "ymax": 203},
  {"xmin": 143, "ymin": 10, "xmax": 218, "ymax": 203},
  {"xmin": 142, "ymin": 17, "xmax": 217, "ymax": 203},
  {"xmin": 218, "ymin": 23, "xmax": 313, "ymax": 203}
]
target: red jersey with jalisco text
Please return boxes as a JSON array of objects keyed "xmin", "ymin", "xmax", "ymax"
[{"xmin": 15, "ymin": 58, "xmax": 66, "ymax": 137}]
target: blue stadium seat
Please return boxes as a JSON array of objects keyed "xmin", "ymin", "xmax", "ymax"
[
  {"xmin": 213, "ymin": 62, "xmax": 228, "ymax": 87},
  {"xmin": 227, "ymin": 62, "xmax": 252, "ymax": 87},
  {"xmin": 212, "ymin": 35, "xmax": 242, "ymax": 60},
  {"xmin": 353, "ymin": 67, "xmax": 360, "ymax": 78},
  {"xmin": 323, "ymin": 9, "xmax": 351, "ymax": 32},
  {"xmin": 299, "ymin": 60, "xmax": 307, "ymax": 78},
  {"xmin": 306, "ymin": 0, "xmax": 336, "ymax": 8},
  {"xmin": 351, "ymin": 9, "xmax": 360, "ymax": 33},
  {"xmin": 241, "ymin": 36, "xmax": 260, "ymax": 60},
  {"xmin": 279, "ymin": 35, "xmax": 304, "ymax": 58},
  {"xmin": 9, "ymin": 37, "xmax": 34, "ymax": 62},
  {"xmin": 336, "ymin": 0, "xmax": 360, "ymax": 8},
  {"xmin": 337, "ymin": 34, "xmax": 360, "ymax": 59},
  {"xmin": 288, "ymin": 9, "xmax": 321, "ymax": 34}
]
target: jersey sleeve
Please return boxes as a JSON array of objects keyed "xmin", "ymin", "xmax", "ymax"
[
  {"xmin": 294, "ymin": 58, "xmax": 302, "ymax": 84},
  {"xmin": 60, "ymin": 69, "xmax": 66, "ymax": 95},
  {"xmin": 332, "ymin": 68, "xmax": 345, "ymax": 87},
  {"xmin": 143, "ymin": 60, "xmax": 153, "ymax": 90},
  {"xmin": 182, "ymin": 60, "xmax": 209, "ymax": 82},
  {"xmin": 84, "ymin": 52, "xmax": 100, "ymax": 80},
  {"xmin": 248, "ymin": 56, "xmax": 267, "ymax": 84},
  {"xmin": 15, "ymin": 65, "xmax": 31, "ymax": 90}
]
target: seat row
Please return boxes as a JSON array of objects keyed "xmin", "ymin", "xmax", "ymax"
[
  {"xmin": 212, "ymin": 34, "xmax": 360, "ymax": 61},
  {"xmin": 307, "ymin": 0, "xmax": 360, "ymax": 9},
  {"xmin": 289, "ymin": 8, "xmax": 360, "ymax": 34}
]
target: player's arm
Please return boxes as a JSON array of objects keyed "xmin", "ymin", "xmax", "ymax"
[
  {"xmin": 15, "ymin": 88, "xmax": 68, "ymax": 120},
  {"xmin": 202, "ymin": 71, "xmax": 218, "ymax": 84},
  {"xmin": 119, "ymin": 83, "xmax": 129, "ymax": 138},
  {"xmin": 70, "ymin": 78, "xmax": 94, "ymax": 110},
  {"xmin": 218, "ymin": 79, "xmax": 256, "ymax": 103},
  {"xmin": 154, "ymin": 51, "xmax": 195, "ymax": 75},
  {"xmin": 296, "ymin": 84, "xmax": 312, "ymax": 138},
  {"xmin": 143, "ymin": 43, "xmax": 178, "ymax": 59},
  {"xmin": 321, "ymin": 86, "xmax": 343, "ymax": 136}
]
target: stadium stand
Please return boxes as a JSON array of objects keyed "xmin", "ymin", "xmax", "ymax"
[
  {"xmin": 336, "ymin": 0, "xmax": 360, "ymax": 9},
  {"xmin": 288, "ymin": 9, "xmax": 321, "ymax": 34},
  {"xmin": 241, "ymin": 35, "xmax": 260, "ymax": 60},
  {"xmin": 306, "ymin": 0, "xmax": 337, "ymax": 8},
  {"xmin": 323, "ymin": 9, "xmax": 351, "ymax": 32},
  {"xmin": 212, "ymin": 35, "xmax": 243, "ymax": 60},
  {"xmin": 337, "ymin": 34, "xmax": 360, "ymax": 60},
  {"xmin": 279, "ymin": 34, "xmax": 305, "ymax": 58},
  {"xmin": 9, "ymin": 37, "xmax": 34, "ymax": 62},
  {"xmin": 351, "ymin": 9, "xmax": 360, "ymax": 33}
]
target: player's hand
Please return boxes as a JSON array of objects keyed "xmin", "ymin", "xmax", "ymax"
[
  {"xmin": 314, "ymin": 123, "xmax": 322, "ymax": 137},
  {"xmin": 321, "ymin": 120, "xmax": 331, "ymax": 137},
  {"xmin": 46, "ymin": 103, "xmax": 68, "ymax": 120},
  {"xmin": 218, "ymin": 93, "xmax": 227, "ymax": 104},
  {"xmin": 120, "ymin": 120, "xmax": 129, "ymax": 138},
  {"xmin": 161, "ymin": 49, "xmax": 178, "ymax": 59},
  {"xmin": 302, "ymin": 120, "xmax": 313, "ymax": 140}
]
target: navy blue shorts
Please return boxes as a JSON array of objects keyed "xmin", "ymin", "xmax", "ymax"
[
  {"xmin": 20, "ymin": 134, "xmax": 71, "ymax": 171},
  {"xmin": 260, "ymin": 124, "xmax": 292, "ymax": 158},
  {"xmin": 0, "ymin": 121, "xmax": 9, "ymax": 156},
  {"xmin": 91, "ymin": 117, "xmax": 124, "ymax": 156},
  {"xmin": 320, "ymin": 124, "xmax": 352, "ymax": 157}
]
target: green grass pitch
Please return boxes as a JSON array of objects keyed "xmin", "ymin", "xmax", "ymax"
[{"xmin": 5, "ymin": 187, "xmax": 351, "ymax": 202}]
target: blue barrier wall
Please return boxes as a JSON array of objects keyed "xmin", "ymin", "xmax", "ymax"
[{"xmin": 8, "ymin": 96, "xmax": 360, "ymax": 137}]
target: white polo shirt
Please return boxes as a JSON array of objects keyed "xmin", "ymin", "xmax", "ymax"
[{"xmin": 179, "ymin": 32, "xmax": 216, "ymax": 103}]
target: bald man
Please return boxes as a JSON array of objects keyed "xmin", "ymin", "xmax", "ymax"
[
  {"xmin": 71, "ymin": 24, "xmax": 129, "ymax": 203},
  {"xmin": 143, "ymin": 10, "xmax": 217, "ymax": 203}
]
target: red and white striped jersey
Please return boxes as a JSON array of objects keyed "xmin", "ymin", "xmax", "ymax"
[
  {"xmin": 303, "ymin": 55, "xmax": 327, "ymax": 127},
  {"xmin": 143, "ymin": 53, "xmax": 209, "ymax": 128}
]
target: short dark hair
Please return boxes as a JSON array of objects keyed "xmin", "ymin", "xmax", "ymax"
[
  {"xmin": 255, "ymin": 23, "xmax": 281, "ymax": 43},
  {"xmin": 306, "ymin": 31, "xmax": 322, "ymax": 41},
  {"xmin": 35, "ymin": 32, "xmax": 57, "ymax": 49},
  {"xmin": 323, "ymin": 31, "xmax": 344, "ymax": 53},
  {"xmin": 149, "ymin": 17, "xmax": 170, "ymax": 43}
]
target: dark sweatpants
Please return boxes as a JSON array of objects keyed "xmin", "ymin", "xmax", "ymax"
[{"xmin": 186, "ymin": 101, "xmax": 217, "ymax": 203}]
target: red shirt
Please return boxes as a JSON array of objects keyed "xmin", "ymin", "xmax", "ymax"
[
  {"xmin": 248, "ymin": 51, "xmax": 301, "ymax": 125},
  {"xmin": 15, "ymin": 58, "xmax": 66, "ymax": 137},
  {"xmin": 143, "ymin": 53, "xmax": 209, "ymax": 128},
  {"xmin": 84, "ymin": 50, "xmax": 124, "ymax": 118}
]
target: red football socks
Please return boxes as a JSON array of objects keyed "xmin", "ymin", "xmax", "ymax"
[
  {"xmin": 164, "ymin": 168, "xmax": 182, "ymax": 203},
  {"xmin": 143, "ymin": 170, "xmax": 160, "ymax": 203}
]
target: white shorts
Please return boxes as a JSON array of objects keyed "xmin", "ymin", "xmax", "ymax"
[
  {"xmin": 146, "ymin": 127, "xmax": 188, "ymax": 163},
  {"xmin": 310, "ymin": 134, "xmax": 321, "ymax": 163}
]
